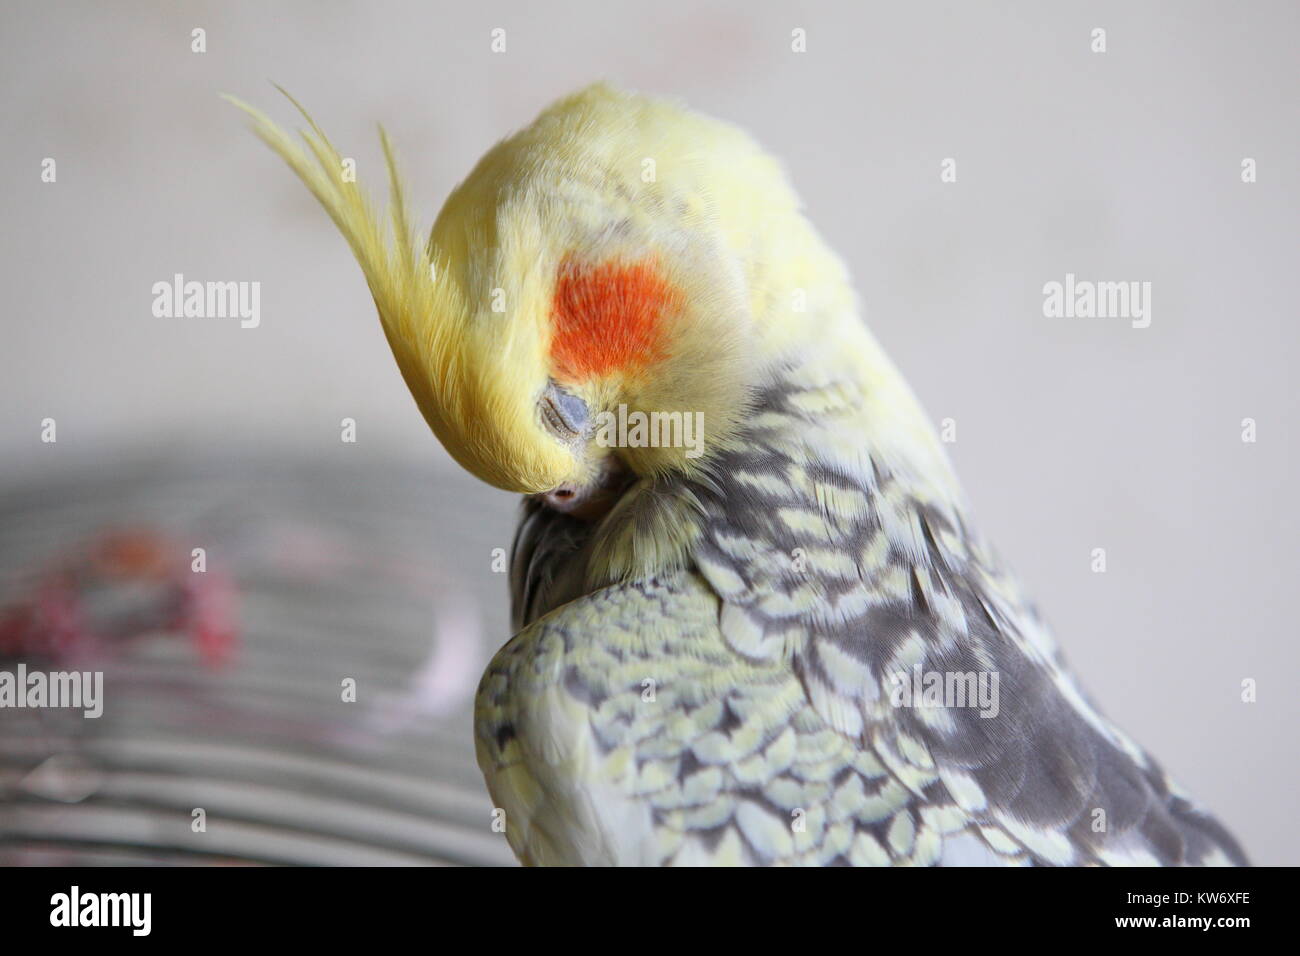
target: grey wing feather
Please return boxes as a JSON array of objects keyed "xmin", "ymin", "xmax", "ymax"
[
  {"xmin": 689, "ymin": 424, "xmax": 1247, "ymax": 866},
  {"xmin": 502, "ymin": 380, "xmax": 1247, "ymax": 866}
]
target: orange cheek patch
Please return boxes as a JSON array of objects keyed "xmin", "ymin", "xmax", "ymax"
[{"xmin": 549, "ymin": 255, "xmax": 680, "ymax": 382}]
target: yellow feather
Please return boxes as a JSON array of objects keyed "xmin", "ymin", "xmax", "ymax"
[
  {"xmin": 230, "ymin": 83, "xmax": 950, "ymax": 519},
  {"xmin": 227, "ymin": 88, "xmax": 579, "ymax": 492}
]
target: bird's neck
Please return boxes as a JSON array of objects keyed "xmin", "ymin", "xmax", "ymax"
[
  {"xmin": 734, "ymin": 222, "xmax": 965, "ymax": 514},
  {"xmin": 585, "ymin": 238, "xmax": 969, "ymax": 589}
]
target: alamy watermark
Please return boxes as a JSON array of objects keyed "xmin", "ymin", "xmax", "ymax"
[
  {"xmin": 50, "ymin": 886, "xmax": 150, "ymax": 936},
  {"xmin": 152, "ymin": 273, "xmax": 260, "ymax": 328},
  {"xmin": 1042, "ymin": 273, "xmax": 1151, "ymax": 329},
  {"xmin": 593, "ymin": 404, "xmax": 704, "ymax": 459},
  {"xmin": 0, "ymin": 664, "xmax": 103, "ymax": 718},
  {"xmin": 888, "ymin": 665, "xmax": 1000, "ymax": 719}
]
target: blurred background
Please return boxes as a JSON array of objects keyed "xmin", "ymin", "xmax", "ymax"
[{"xmin": 1, "ymin": 1, "xmax": 1295, "ymax": 864}]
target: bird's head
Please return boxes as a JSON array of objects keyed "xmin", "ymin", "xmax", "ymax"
[{"xmin": 232, "ymin": 84, "xmax": 808, "ymax": 512}]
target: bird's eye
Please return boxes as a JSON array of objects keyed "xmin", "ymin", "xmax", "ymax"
[{"xmin": 539, "ymin": 382, "xmax": 588, "ymax": 440}]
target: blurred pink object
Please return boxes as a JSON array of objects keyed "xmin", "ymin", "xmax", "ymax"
[{"xmin": 0, "ymin": 528, "xmax": 238, "ymax": 668}]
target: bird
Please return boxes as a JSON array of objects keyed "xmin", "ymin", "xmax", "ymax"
[{"xmin": 230, "ymin": 83, "xmax": 1247, "ymax": 866}]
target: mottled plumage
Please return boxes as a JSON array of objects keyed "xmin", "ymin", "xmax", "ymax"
[
  {"xmin": 486, "ymin": 378, "xmax": 1246, "ymax": 865},
  {"xmin": 237, "ymin": 83, "xmax": 1246, "ymax": 866}
]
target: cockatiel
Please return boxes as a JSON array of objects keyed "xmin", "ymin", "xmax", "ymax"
[{"xmin": 231, "ymin": 84, "xmax": 1247, "ymax": 867}]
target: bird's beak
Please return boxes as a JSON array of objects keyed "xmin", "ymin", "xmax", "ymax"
[{"xmin": 538, "ymin": 455, "xmax": 632, "ymax": 520}]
